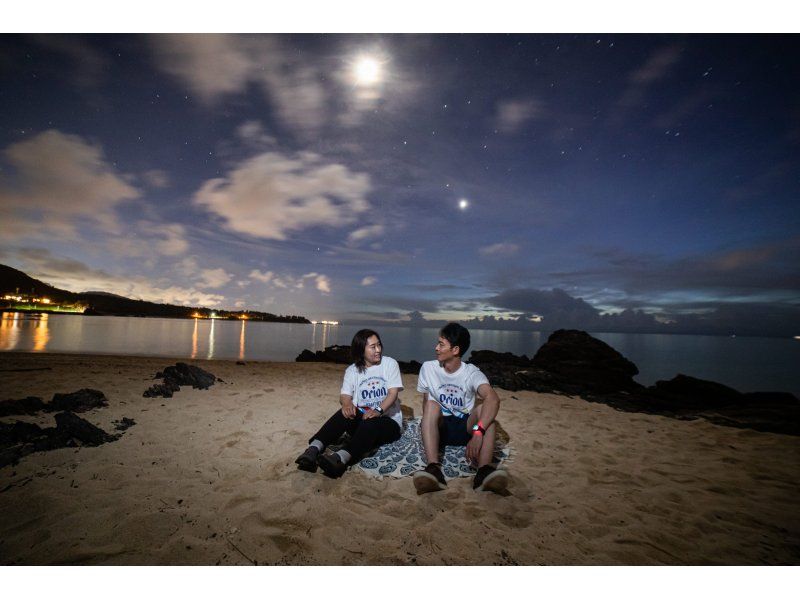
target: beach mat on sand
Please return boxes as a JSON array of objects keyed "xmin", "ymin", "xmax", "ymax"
[{"xmin": 352, "ymin": 416, "xmax": 510, "ymax": 480}]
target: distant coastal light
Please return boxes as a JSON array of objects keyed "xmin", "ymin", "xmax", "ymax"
[
  {"xmin": 311, "ymin": 320, "xmax": 339, "ymax": 325},
  {"xmin": 795, "ymin": 336, "xmax": 800, "ymax": 340}
]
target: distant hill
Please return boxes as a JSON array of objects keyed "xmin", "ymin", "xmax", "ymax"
[{"xmin": 0, "ymin": 264, "xmax": 310, "ymax": 323}]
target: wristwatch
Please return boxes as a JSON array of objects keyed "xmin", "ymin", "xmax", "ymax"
[
  {"xmin": 472, "ymin": 423, "xmax": 486, "ymax": 436},
  {"xmin": 374, "ymin": 406, "xmax": 384, "ymax": 414}
]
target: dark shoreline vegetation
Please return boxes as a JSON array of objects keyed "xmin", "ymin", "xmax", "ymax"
[
  {"xmin": 0, "ymin": 264, "xmax": 309, "ymax": 323},
  {"xmin": 297, "ymin": 329, "xmax": 800, "ymax": 436}
]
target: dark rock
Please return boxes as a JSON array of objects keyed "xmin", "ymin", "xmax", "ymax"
[
  {"xmin": 51, "ymin": 388, "xmax": 108, "ymax": 413},
  {"xmin": 532, "ymin": 329, "xmax": 641, "ymax": 394},
  {"xmin": 295, "ymin": 345, "xmax": 351, "ymax": 364},
  {"xmin": 740, "ymin": 392, "xmax": 798, "ymax": 406},
  {"xmin": 1, "ymin": 414, "xmax": 120, "ymax": 468},
  {"xmin": 236, "ymin": 361, "xmax": 246, "ymax": 365},
  {"xmin": 398, "ymin": 360, "xmax": 422, "ymax": 375},
  {"xmin": 469, "ymin": 350, "xmax": 534, "ymax": 367},
  {"xmin": 651, "ymin": 374, "xmax": 745, "ymax": 408},
  {"xmin": 0, "ymin": 396, "xmax": 47, "ymax": 416},
  {"xmin": 54, "ymin": 412, "xmax": 118, "ymax": 446},
  {"xmin": 0, "ymin": 421, "xmax": 46, "ymax": 444},
  {"xmin": 143, "ymin": 379, "xmax": 180, "ymax": 398},
  {"xmin": 113, "ymin": 417, "xmax": 136, "ymax": 431},
  {"xmin": 144, "ymin": 363, "xmax": 217, "ymax": 398}
]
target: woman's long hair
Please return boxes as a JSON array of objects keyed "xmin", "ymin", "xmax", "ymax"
[{"xmin": 351, "ymin": 328, "xmax": 382, "ymax": 373}]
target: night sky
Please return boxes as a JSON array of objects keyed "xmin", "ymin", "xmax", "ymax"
[{"xmin": 1, "ymin": 34, "xmax": 798, "ymax": 336}]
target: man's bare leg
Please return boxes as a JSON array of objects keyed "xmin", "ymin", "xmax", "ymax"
[
  {"xmin": 414, "ymin": 400, "xmax": 447, "ymax": 493},
  {"xmin": 421, "ymin": 398, "xmax": 443, "ymax": 465},
  {"xmin": 468, "ymin": 405, "xmax": 507, "ymax": 492}
]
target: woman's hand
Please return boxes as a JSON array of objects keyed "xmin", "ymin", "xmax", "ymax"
[
  {"xmin": 341, "ymin": 397, "xmax": 357, "ymax": 419},
  {"xmin": 362, "ymin": 408, "xmax": 380, "ymax": 419}
]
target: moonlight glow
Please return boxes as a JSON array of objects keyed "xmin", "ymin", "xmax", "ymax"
[{"xmin": 354, "ymin": 56, "xmax": 381, "ymax": 85}]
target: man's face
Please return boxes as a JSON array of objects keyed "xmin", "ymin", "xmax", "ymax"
[
  {"xmin": 364, "ymin": 335, "xmax": 382, "ymax": 366},
  {"xmin": 435, "ymin": 336, "xmax": 458, "ymax": 363}
]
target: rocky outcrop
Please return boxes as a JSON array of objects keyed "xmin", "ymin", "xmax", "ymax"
[
  {"xmin": 51, "ymin": 388, "xmax": 108, "ymax": 413},
  {"xmin": 295, "ymin": 345, "xmax": 351, "ymax": 364},
  {"xmin": 531, "ymin": 329, "xmax": 641, "ymax": 394},
  {"xmin": 144, "ymin": 363, "xmax": 217, "ymax": 398},
  {"xmin": 0, "ymin": 389, "xmax": 107, "ymax": 416},
  {"xmin": 0, "ymin": 414, "xmax": 120, "ymax": 469}
]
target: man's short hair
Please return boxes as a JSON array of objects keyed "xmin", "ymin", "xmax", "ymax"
[{"xmin": 439, "ymin": 322, "xmax": 470, "ymax": 357}]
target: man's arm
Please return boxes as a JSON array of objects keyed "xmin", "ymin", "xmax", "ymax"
[{"xmin": 475, "ymin": 383, "xmax": 500, "ymax": 428}]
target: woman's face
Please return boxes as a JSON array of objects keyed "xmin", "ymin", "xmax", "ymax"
[{"xmin": 363, "ymin": 335, "xmax": 383, "ymax": 367}]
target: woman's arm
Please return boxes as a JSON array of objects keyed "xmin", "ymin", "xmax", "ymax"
[{"xmin": 363, "ymin": 387, "xmax": 400, "ymax": 419}]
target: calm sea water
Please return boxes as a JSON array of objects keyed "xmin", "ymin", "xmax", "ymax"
[{"xmin": 2, "ymin": 312, "xmax": 798, "ymax": 396}]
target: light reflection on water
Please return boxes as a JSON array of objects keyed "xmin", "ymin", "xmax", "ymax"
[{"xmin": 1, "ymin": 312, "xmax": 799, "ymax": 396}]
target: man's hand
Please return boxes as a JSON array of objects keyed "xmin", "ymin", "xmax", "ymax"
[
  {"xmin": 362, "ymin": 408, "xmax": 380, "ymax": 419},
  {"xmin": 466, "ymin": 433, "xmax": 483, "ymax": 464},
  {"xmin": 341, "ymin": 397, "xmax": 357, "ymax": 419}
]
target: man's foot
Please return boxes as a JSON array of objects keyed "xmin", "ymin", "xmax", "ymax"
[
  {"xmin": 295, "ymin": 446, "xmax": 319, "ymax": 472},
  {"xmin": 413, "ymin": 463, "xmax": 447, "ymax": 494},
  {"xmin": 317, "ymin": 452, "xmax": 347, "ymax": 478},
  {"xmin": 473, "ymin": 465, "xmax": 508, "ymax": 493}
]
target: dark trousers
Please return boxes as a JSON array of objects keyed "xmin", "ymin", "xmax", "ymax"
[{"xmin": 310, "ymin": 410, "xmax": 401, "ymax": 463}]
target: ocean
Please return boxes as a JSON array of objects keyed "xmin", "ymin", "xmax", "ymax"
[{"xmin": 2, "ymin": 311, "xmax": 798, "ymax": 396}]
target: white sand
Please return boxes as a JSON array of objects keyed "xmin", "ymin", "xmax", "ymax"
[{"xmin": 1, "ymin": 352, "xmax": 798, "ymax": 565}]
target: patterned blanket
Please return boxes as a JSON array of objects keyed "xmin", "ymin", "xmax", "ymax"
[{"xmin": 353, "ymin": 417, "xmax": 511, "ymax": 480}]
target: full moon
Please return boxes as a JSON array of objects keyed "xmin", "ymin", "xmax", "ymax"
[
  {"xmin": 354, "ymin": 56, "xmax": 381, "ymax": 85},
  {"xmin": 458, "ymin": 199, "xmax": 469, "ymax": 210}
]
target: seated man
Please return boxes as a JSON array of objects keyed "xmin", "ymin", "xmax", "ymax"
[{"xmin": 413, "ymin": 322, "xmax": 508, "ymax": 494}]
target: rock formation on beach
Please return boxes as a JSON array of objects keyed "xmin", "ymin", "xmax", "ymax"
[{"xmin": 143, "ymin": 362, "xmax": 217, "ymax": 398}]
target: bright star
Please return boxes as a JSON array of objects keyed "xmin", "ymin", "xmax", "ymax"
[{"xmin": 458, "ymin": 199, "xmax": 469, "ymax": 210}]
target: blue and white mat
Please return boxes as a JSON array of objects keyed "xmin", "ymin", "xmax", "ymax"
[{"xmin": 354, "ymin": 417, "xmax": 511, "ymax": 480}]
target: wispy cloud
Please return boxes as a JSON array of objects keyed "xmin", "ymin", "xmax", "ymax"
[
  {"xmin": 347, "ymin": 224, "xmax": 385, "ymax": 245},
  {"xmin": 495, "ymin": 97, "xmax": 545, "ymax": 133},
  {"xmin": 479, "ymin": 242, "xmax": 520, "ymax": 257},
  {"xmin": 0, "ymin": 130, "xmax": 140, "ymax": 240},
  {"xmin": 193, "ymin": 150, "xmax": 371, "ymax": 241},
  {"xmin": 361, "ymin": 276, "xmax": 377, "ymax": 286},
  {"xmin": 149, "ymin": 34, "xmax": 328, "ymax": 136}
]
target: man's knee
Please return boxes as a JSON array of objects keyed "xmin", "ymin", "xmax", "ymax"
[{"xmin": 422, "ymin": 399, "xmax": 442, "ymax": 422}]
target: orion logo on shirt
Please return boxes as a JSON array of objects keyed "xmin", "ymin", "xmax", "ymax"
[
  {"xmin": 436, "ymin": 383, "xmax": 465, "ymax": 409},
  {"xmin": 360, "ymin": 376, "xmax": 387, "ymax": 405}
]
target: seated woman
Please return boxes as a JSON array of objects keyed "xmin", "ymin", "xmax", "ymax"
[{"xmin": 295, "ymin": 329, "xmax": 403, "ymax": 478}]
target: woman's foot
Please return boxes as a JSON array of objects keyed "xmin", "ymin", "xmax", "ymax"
[
  {"xmin": 317, "ymin": 452, "xmax": 347, "ymax": 478},
  {"xmin": 295, "ymin": 446, "xmax": 319, "ymax": 472}
]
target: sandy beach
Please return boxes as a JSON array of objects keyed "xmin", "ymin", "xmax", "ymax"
[{"xmin": 1, "ymin": 351, "xmax": 798, "ymax": 565}]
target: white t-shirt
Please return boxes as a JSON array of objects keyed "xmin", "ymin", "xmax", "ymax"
[
  {"xmin": 416, "ymin": 360, "xmax": 490, "ymax": 419},
  {"xmin": 340, "ymin": 356, "xmax": 404, "ymax": 429}
]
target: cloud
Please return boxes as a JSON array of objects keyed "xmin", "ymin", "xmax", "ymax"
[
  {"xmin": 235, "ymin": 120, "xmax": 277, "ymax": 149},
  {"xmin": 193, "ymin": 150, "xmax": 371, "ymax": 240},
  {"xmin": 0, "ymin": 130, "xmax": 140, "ymax": 239},
  {"xmin": 152, "ymin": 223, "xmax": 189, "ymax": 256},
  {"xmin": 149, "ymin": 34, "xmax": 327, "ymax": 135},
  {"xmin": 479, "ymin": 242, "xmax": 520, "ymax": 257},
  {"xmin": 347, "ymin": 224, "xmax": 385, "ymax": 245},
  {"xmin": 361, "ymin": 276, "xmax": 377, "ymax": 286},
  {"xmin": 303, "ymin": 272, "xmax": 331, "ymax": 294},
  {"xmin": 142, "ymin": 169, "xmax": 171, "ymax": 189},
  {"xmin": 11, "ymin": 247, "xmax": 225, "ymax": 307},
  {"xmin": 495, "ymin": 98, "xmax": 545, "ymax": 133},
  {"xmin": 199, "ymin": 268, "xmax": 233, "ymax": 289},
  {"xmin": 249, "ymin": 269, "xmax": 274, "ymax": 283},
  {"xmin": 28, "ymin": 34, "xmax": 109, "ymax": 87},
  {"xmin": 488, "ymin": 288, "xmax": 602, "ymax": 327},
  {"xmin": 612, "ymin": 45, "xmax": 683, "ymax": 124}
]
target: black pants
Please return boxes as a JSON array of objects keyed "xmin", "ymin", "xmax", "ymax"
[{"xmin": 310, "ymin": 410, "xmax": 401, "ymax": 463}]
